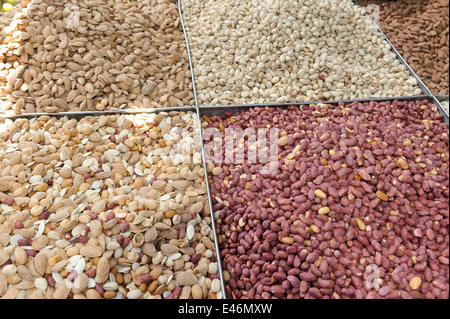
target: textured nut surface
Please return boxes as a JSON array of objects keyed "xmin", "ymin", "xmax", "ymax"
[
  {"xmin": 205, "ymin": 100, "xmax": 449, "ymax": 299},
  {"xmin": 176, "ymin": 271, "xmax": 199, "ymax": 286},
  {"xmin": 441, "ymin": 101, "xmax": 449, "ymax": 113},
  {"xmin": 0, "ymin": 111, "xmax": 219, "ymax": 299}
]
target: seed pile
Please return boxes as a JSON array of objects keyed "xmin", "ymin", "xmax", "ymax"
[
  {"xmin": 0, "ymin": 0, "xmax": 195, "ymax": 114},
  {"xmin": 0, "ymin": 111, "xmax": 221, "ymax": 299},
  {"xmin": 359, "ymin": 0, "xmax": 449, "ymax": 94},
  {"xmin": 204, "ymin": 101, "xmax": 449, "ymax": 299},
  {"xmin": 182, "ymin": 0, "xmax": 422, "ymax": 106}
]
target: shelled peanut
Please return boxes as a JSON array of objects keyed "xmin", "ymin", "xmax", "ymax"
[
  {"xmin": 182, "ymin": 0, "xmax": 422, "ymax": 106},
  {"xmin": 359, "ymin": 0, "xmax": 449, "ymax": 94},
  {"xmin": 0, "ymin": 0, "xmax": 195, "ymax": 114},
  {"xmin": 203, "ymin": 101, "xmax": 449, "ymax": 299},
  {"xmin": 0, "ymin": 111, "xmax": 221, "ymax": 299}
]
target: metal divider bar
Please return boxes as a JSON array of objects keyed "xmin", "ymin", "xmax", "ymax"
[
  {"xmin": 199, "ymin": 95, "xmax": 450, "ymax": 125},
  {"xmin": 0, "ymin": 106, "xmax": 197, "ymax": 120},
  {"xmin": 177, "ymin": 0, "xmax": 200, "ymax": 108},
  {"xmin": 198, "ymin": 96, "xmax": 449, "ymax": 124},
  {"xmin": 197, "ymin": 95, "xmax": 448, "ymax": 300}
]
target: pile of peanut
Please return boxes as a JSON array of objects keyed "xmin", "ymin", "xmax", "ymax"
[
  {"xmin": 0, "ymin": 0, "xmax": 195, "ymax": 114},
  {"xmin": 204, "ymin": 100, "xmax": 449, "ymax": 299},
  {"xmin": 359, "ymin": 0, "xmax": 449, "ymax": 94},
  {"xmin": 0, "ymin": 112, "xmax": 221, "ymax": 299}
]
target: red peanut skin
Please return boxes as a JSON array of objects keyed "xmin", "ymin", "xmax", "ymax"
[{"xmin": 206, "ymin": 101, "xmax": 449, "ymax": 299}]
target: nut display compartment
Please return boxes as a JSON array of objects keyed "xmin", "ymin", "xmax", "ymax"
[
  {"xmin": 0, "ymin": 107, "xmax": 225, "ymax": 299},
  {"xmin": 0, "ymin": 0, "xmax": 449, "ymax": 301},
  {"xmin": 200, "ymin": 97, "xmax": 449, "ymax": 299},
  {"xmin": 180, "ymin": 0, "xmax": 429, "ymax": 107},
  {"xmin": 0, "ymin": 0, "xmax": 196, "ymax": 115}
]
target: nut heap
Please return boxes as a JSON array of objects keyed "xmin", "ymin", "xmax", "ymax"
[
  {"xmin": 204, "ymin": 100, "xmax": 449, "ymax": 299},
  {"xmin": 359, "ymin": 0, "xmax": 449, "ymax": 94},
  {"xmin": 182, "ymin": 0, "xmax": 422, "ymax": 106},
  {"xmin": 0, "ymin": 111, "xmax": 221, "ymax": 299},
  {"xmin": 1, "ymin": 0, "xmax": 26, "ymax": 14},
  {"xmin": 0, "ymin": 0, "xmax": 195, "ymax": 114}
]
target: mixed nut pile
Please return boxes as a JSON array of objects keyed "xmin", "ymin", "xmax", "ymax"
[
  {"xmin": 0, "ymin": 111, "xmax": 221, "ymax": 299},
  {"xmin": 359, "ymin": 0, "xmax": 449, "ymax": 95},
  {"xmin": 204, "ymin": 100, "xmax": 449, "ymax": 299},
  {"xmin": 0, "ymin": 0, "xmax": 195, "ymax": 114},
  {"xmin": 182, "ymin": 0, "xmax": 422, "ymax": 106}
]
